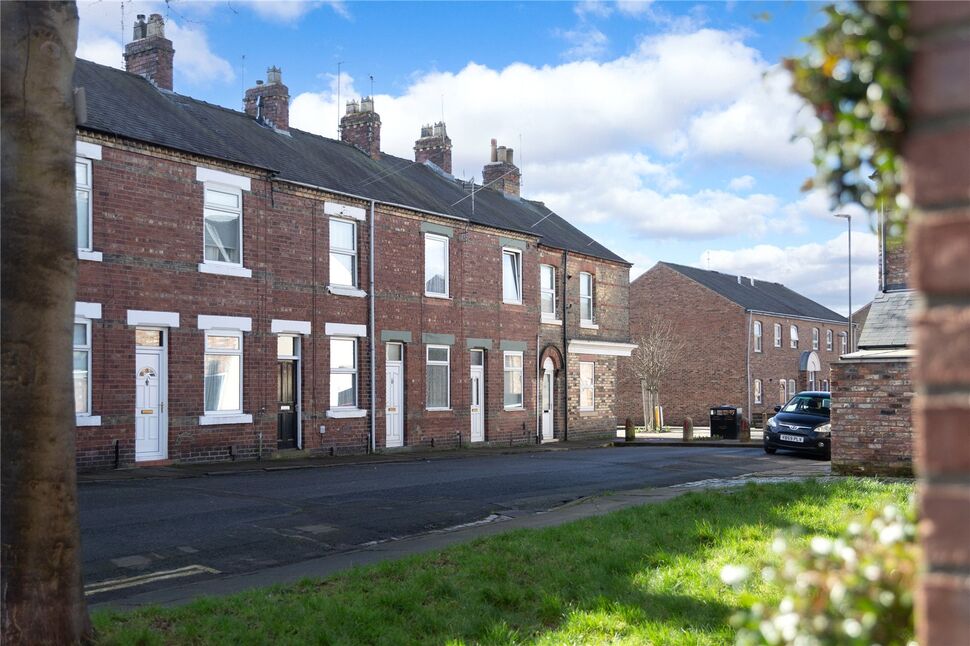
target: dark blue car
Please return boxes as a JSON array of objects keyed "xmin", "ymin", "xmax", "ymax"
[{"xmin": 763, "ymin": 391, "xmax": 831, "ymax": 459}]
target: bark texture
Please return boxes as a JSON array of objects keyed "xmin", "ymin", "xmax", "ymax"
[
  {"xmin": 626, "ymin": 318, "xmax": 687, "ymax": 431},
  {"xmin": 1, "ymin": 1, "xmax": 91, "ymax": 642}
]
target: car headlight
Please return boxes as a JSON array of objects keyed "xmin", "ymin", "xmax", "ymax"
[
  {"xmin": 767, "ymin": 417, "xmax": 777, "ymax": 428},
  {"xmin": 814, "ymin": 423, "xmax": 831, "ymax": 437}
]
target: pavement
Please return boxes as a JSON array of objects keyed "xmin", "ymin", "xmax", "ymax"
[
  {"xmin": 614, "ymin": 425, "xmax": 765, "ymax": 448},
  {"xmin": 82, "ymin": 443, "xmax": 830, "ymax": 609}
]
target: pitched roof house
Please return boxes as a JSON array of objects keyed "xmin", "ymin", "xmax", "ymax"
[{"xmin": 72, "ymin": 15, "xmax": 633, "ymax": 468}]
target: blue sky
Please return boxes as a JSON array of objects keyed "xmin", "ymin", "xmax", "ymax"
[{"xmin": 77, "ymin": 0, "xmax": 878, "ymax": 315}]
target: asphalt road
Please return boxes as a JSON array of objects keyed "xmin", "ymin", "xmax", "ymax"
[{"xmin": 79, "ymin": 446, "xmax": 824, "ymax": 605}]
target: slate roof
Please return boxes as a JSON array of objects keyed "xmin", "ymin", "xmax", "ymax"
[
  {"xmin": 857, "ymin": 290, "xmax": 913, "ymax": 349},
  {"xmin": 657, "ymin": 262, "xmax": 847, "ymax": 322},
  {"xmin": 74, "ymin": 59, "xmax": 626, "ymax": 264}
]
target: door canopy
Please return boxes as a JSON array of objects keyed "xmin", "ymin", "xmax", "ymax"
[{"xmin": 799, "ymin": 350, "xmax": 821, "ymax": 372}]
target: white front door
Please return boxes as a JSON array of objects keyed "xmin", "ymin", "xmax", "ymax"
[
  {"xmin": 135, "ymin": 328, "xmax": 167, "ymax": 460},
  {"xmin": 541, "ymin": 358, "xmax": 554, "ymax": 441},
  {"xmin": 385, "ymin": 343, "xmax": 404, "ymax": 448},
  {"xmin": 470, "ymin": 350, "xmax": 484, "ymax": 442}
]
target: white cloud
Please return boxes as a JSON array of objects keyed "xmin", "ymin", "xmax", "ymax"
[
  {"xmin": 729, "ymin": 175, "xmax": 756, "ymax": 191},
  {"xmin": 701, "ymin": 230, "xmax": 879, "ymax": 315},
  {"xmin": 243, "ymin": 1, "xmax": 349, "ymax": 23},
  {"xmin": 556, "ymin": 26, "xmax": 609, "ymax": 60},
  {"xmin": 575, "ymin": 1, "xmax": 613, "ymax": 19},
  {"xmin": 616, "ymin": 1, "xmax": 656, "ymax": 17},
  {"xmin": 77, "ymin": 1, "xmax": 234, "ymax": 85}
]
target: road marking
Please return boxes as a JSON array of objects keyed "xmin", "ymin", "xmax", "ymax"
[{"xmin": 84, "ymin": 564, "xmax": 220, "ymax": 596}]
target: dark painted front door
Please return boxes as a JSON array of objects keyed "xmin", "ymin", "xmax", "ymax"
[{"xmin": 277, "ymin": 360, "xmax": 297, "ymax": 449}]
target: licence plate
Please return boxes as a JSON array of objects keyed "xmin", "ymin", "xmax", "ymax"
[{"xmin": 780, "ymin": 434, "xmax": 804, "ymax": 443}]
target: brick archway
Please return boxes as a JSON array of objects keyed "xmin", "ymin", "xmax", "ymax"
[{"xmin": 539, "ymin": 344, "xmax": 564, "ymax": 370}]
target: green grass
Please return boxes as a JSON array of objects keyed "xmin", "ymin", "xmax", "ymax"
[{"xmin": 93, "ymin": 479, "xmax": 912, "ymax": 645}]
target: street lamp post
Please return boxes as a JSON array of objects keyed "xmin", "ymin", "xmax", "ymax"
[{"xmin": 835, "ymin": 213, "xmax": 853, "ymax": 352}]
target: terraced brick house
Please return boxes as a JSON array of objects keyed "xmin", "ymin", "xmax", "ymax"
[
  {"xmin": 617, "ymin": 262, "xmax": 850, "ymax": 427},
  {"xmin": 71, "ymin": 15, "xmax": 634, "ymax": 469}
]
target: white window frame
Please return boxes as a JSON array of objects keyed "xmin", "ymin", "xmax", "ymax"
[
  {"xmin": 788, "ymin": 379, "xmax": 796, "ymax": 396},
  {"xmin": 329, "ymin": 217, "xmax": 358, "ymax": 289},
  {"xmin": 754, "ymin": 378, "xmax": 763, "ymax": 404},
  {"xmin": 425, "ymin": 344, "xmax": 451, "ymax": 410},
  {"xmin": 790, "ymin": 325, "xmax": 799, "ymax": 349},
  {"xmin": 74, "ymin": 319, "xmax": 93, "ymax": 417},
  {"xmin": 579, "ymin": 272, "xmax": 595, "ymax": 326},
  {"xmin": 540, "ymin": 264, "xmax": 558, "ymax": 321},
  {"xmin": 753, "ymin": 321, "xmax": 763, "ymax": 353},
  {"xmin": 774, "ymin": 323, "xmax": 782, "ymax": 348},
  {"xmin": 840, "ymin": 331, "xmax": 848, "ymax": 354},
  {"xmin": 812, "ymin": 327, "xmax": 820, "ymax": 351},
  {"xmin": 200, "ymin": 182, "xmax": 249, "ymax": 276},
  {"xmin": 424, "ymin": 233, "xmax": 450, "ymax": 298},
  {"xmin": 826, "ymin": 329, "xmax": 834, "ymax": 351},
  {"xmin": 502, "ymin": 248, "xmax": 523, "ymax": 305},
  {"xmin": 503, "ymin": 351, "xmax": 524, "ymax": 409},
  {"xmin": 76, "ymin": 157, "xmax": 94, "ymax": 253},
  {"xmin": 329, "ymin": 336, "xmax": 358, "ymax": 410},
  {"xmin": 780, "ymin": 380, "xmax": 788, "ymax": 403},
  {"xmin": 203, "ymin": 329, "xmax": 244, "ymax": 417},
  {"xmin": 579, "ymin": 361, "xmax": 595, "ymax": 411},
  {"xmin": 823, "ymin": 379, "xmax": 830, "ymax": 391}
]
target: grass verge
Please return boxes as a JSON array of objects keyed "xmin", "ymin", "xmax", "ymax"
[{"xmin": 93, "ymin": 478, "xmax": 912, "ymax": 645}]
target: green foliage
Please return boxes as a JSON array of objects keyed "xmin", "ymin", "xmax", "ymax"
[
  {"xmin": 729, "ymin": 500, "xmax": 917, "ymax": 645},
  {"xmin": 786, "ymin": 1, "xmax": 912, "ymax": 236}
]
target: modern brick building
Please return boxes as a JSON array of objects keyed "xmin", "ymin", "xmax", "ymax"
[
  {"xmin": 71, "ymin": 14, "xmax": 633, "ymax": 469},
  {"xmin": 617, "ymin": 262, "xmax": 849, "ymax": 427}
]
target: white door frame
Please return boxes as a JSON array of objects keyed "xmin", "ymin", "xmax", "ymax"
[
  {"xmin": 541, "ymin": 357, "xmax": 554, "ymax": 441},
  {"xmin": 470, "ymin": 350, "xmax": 485, "ymax": 443},
  {"xmin": 385, "ymin": 342, "xmax": 404, "ymax": 448},
  {"xmin": 277, "ymin": 335, "xmax": 302, "ymax": 449},
  {"xmin": 135, "ymin": 327, "xmax": 168, "ymax": 461}
]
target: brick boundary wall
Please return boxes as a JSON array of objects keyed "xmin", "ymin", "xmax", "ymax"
[
  {"xmin": 906, "ymin": 2, "xmax": 970, "ymax": 643},
  {"xmin": 830, "ymin": 357, "xmax": 913, "ymax": 476}
]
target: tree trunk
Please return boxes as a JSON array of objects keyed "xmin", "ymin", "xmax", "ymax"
[
  {"xmin": 640, "ymin": 380, "xmax": 650, "ymax": 432},
  {"xmin": 1, "ymin": 2, "xmax": 91, "ymax": 642}
]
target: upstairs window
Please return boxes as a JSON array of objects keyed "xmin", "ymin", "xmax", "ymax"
[
  {"xmin": 73, "ymin": 321, "xmax": 92, "ymax": 415},
  {"xmin": 503, "ymin": 352, "xmax": 524, "ymax": 408},
  {"xmin": 812, "ymin": 327, "xmax": 820, "ymax": 350},
  {"xmin": 329, "ymin": 219, "xmax": 358, "ymax": 287},
  {"xmin": 790, "ymin": 325, "xmax": 799, "ymax": 349},
  {"xmin": 76, "ymin": 158, "xmax": 93, "ymax": 252},
  {"xmin": 579, "ymin": 272, "xmax": 594, "ymax": 324},
  {"xmin": 774, "ymin": 323, "xmax": 782, "ymax": 347},
  {"xmin": 204, "ymin": 331, "xmax": 243, "ymax": 414},
  {"xmin": 826, "ymin": 329, "xmax": 834, "ymax": 351},
  {"xmin": 204, "ymin": 184, "xmax": 243, "ymax": 266},
  {"xmin": 426, "ymin": 345, "xmax": 450, "ymax": 409},
  {"xmin": 540, "ymin": 264, "xmax": 556, "ymax": 317},
  {"xmin": 753, "ymin": 321, "xmax": 763, "ymax": 353},
  {"xmin": 424, "ymin": 234, "xmax": 449, "ymax": 297},
  {"xmin": 502, "ymin": 249, "xmax": 522, "ymax": 304}
]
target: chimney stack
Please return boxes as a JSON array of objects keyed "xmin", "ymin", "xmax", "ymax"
[
  {"xmin": 413, "ymin": 121, "xmax": 453, "ymax": 174},
  {"xmin": 340, "ymin": 96, "xmax": 381, "ymax": 160},
  {"xmin": 243, "ymin": 66, "xmax": 290, "ymax": 131},
  {"xmin": 482, "ymin": 138, "xmax": 520, "ymax": 197},
  {"xmin": 124, "ymin": 13, "xmax": 175, "ymax": 91}
]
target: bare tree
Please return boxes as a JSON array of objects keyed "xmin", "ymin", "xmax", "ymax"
[
  {"xmin": 626, "ymin": 317, "xmax": 688, "ymax": 431},
  {"xmin": 1, "ymin": 2, "xmax": 91, "ymax": 642}
]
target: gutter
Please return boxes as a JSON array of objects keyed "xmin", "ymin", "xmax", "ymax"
[
  {"xmin": 562, "ymin": 250, "xmax": 569, "ymax": 443},
  {"xmin": 746, "ymin": 312, "xmax": 752, "ymax": 424},
  {"xmin": 744, "ymin": 309, "xmax": 847, "ymax": 326}
]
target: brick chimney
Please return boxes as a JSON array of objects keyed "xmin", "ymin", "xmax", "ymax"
[
  {"xmin": 414, "ymin": 121, "xmax": 452, "ymax": 174},
  {"xmin": 482, "ymin": 138, "xmax": 520, "ymax": 197},
  {"xmin": 243, "ymin": 67, "xmax": 290, "ymax": 131},
  {"xmin": 124, "ymin": 14, "xmax": 174, "ymax": 91},
  {"xmin": 340, "ymin": 97, "xmax": 381, "ymax": 160}
]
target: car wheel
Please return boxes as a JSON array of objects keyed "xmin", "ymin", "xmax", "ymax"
[{"xmin": 764, "ymin": 446, "xmax": 777, "ymax": 454}]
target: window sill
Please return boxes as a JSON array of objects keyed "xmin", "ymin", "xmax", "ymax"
[
  {"xmin": 198, "ymin": 263, "xmax": 253, "ymax": 279},
  {"xmin": 76, "ymin": 415, "xmax": 102, "ymax": 427},
  {"xmin": 579, "ymin": 407, "xmax": 595, "ymax": 414},
  {"xmin": 503, "ymin": 300, "xmax": 523, "ymax": 306},
  {"xmin": 78, "ymin": 250, "xmax": 103, "ymax": 262},
  {"xmin": 199, "ymin": 413, "xmax": 253, "ymax": 425},
  {"xmin": 327, "ymin": 285, "xmax": 367, "ymax": 298},
  {"xmin": 504, "ymin": 406, "xmax": 525, "ymax": 411},
  {"xmin": 541, "ymin": 318, "xmax": 563, "ymax": 326},
  {"xmin": 424, "ymin": 292, "xmax": 451, "ymax": 300},
  {"xmin": 326, "ymin": 408, "xmax": 367, "ymax": 419},
  {"xmin": 580, "ymin": 321, "xmax": 599, "ymax": 330},
  {"xmin": 426, "ymin": 407, "xmax": 452, "ymax": 412}
]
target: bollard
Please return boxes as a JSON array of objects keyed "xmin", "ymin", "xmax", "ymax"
[
  {"xmin": 739, "ymin": 416, "xmax": 751, "ymax": 442},
  {"xmin": 625, "ymin": 418, "xmax": 636, "ymax": 441},
  {"xmin": 683, "ymin": 416, "xmax": 694, "ymax": 441}
]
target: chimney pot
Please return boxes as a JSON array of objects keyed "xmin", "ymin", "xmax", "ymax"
[
  {"xmin": 482, "ymin": 139, "xmax": 521, "ymax": 197},
  {"xmin": 266, "ymin": 66, "xmax": 282, "ymax": 85},
  {"xmin": 256, "ymin": 79, "xmax": 263, "ymax": 85},
  {"xmin": 146, "ymin": 13, "xmax": 165, "ymax": 38},
  {"xmin": 490, "ymin": 138, "xmax": 498, "ymax": 162}
]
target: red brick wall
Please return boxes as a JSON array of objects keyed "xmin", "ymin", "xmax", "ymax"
[
  {"xmin": 830, "ymin": 357, "xmax": 913, "ymax": 476},
  {"xmin": 618, "ymin": 264, "xmax": 746, "ymax": 426},
  {"xmin": 906, "ymin": 3, "xmax": 970, "ymax": 643}
]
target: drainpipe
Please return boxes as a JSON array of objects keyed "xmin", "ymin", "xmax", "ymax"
[
  {"xmin": 745, "ymin": 311, "xmax": 752, "ymax": 426},
  {"xmin": 369, "ymin": 200, "xmax": 376, "ymax": 454},
  {"xmin": 536, "ymin": 333, "xmax": 540, "ymax": 442},
  {"xmin": 562, "ymin": 250, "xmax": 569, "ymax": 442}
]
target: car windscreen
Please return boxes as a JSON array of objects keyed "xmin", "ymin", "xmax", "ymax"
[{"xmin": 781, "ymin": 395, "xmax": 831, "ymax": 416}]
